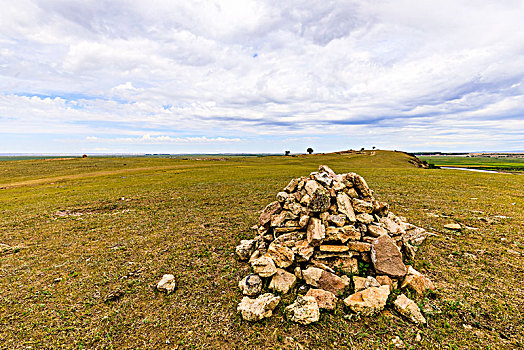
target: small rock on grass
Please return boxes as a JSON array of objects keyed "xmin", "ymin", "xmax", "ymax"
[
  {"xmin": 444, "ymin": 223, "xmax": 461, "ymax": 230},
  {"xmin": 285, "ymin": 295, "xmax": 320, "ymax": 325},
  {"xmin": 157, "ymin": 274, "xmax": 176, "ymax": 294},
  {"xmin": 394, "ymin": 294, "xmax": 426, "ymax": 324},
  {"xmin": 306, "ymin": 288, "xmax": 337, "ymax": 310},
  {"xmin": 344, "ymin": 285, "xmax": 390, "ymax": 316},
  {"xmin": 238, "ymin": 293, "xmax": 280, "ymax": 321},
  {"xmin": 239, "ymin": 274, "xmax": 262, "ymax": 296}
]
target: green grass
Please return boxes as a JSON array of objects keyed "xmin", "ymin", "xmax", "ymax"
[
  {"xmin": 0, "ymin": 150, "xmax": 522, "ymax": 349},
  {"xmin": 419, "ymin": 156, "xmax": 524, "ymax": 171}
]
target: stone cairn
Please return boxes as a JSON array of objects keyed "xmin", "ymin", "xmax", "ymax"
[{"xmin": 236, "ymin": 165, "xmax": 435, "ymax": 325}]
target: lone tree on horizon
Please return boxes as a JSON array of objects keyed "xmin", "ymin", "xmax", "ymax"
[
  {"xmin": 285, "ymin": 150, "xmax": 290, "ymax": 156},
  {"xmin": 307, "ymin": 147, "xmax": 314, "ymax": 154}
]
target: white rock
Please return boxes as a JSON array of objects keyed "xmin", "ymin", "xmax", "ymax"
[
  {"xmin": 237, "ymin": 293, "xmax": 281, "ymax": 321},
  {"xmin": 394, "ymin": 294, "xmax": 426, "ymax": 324},
  {"xmin": 269, "ymin": 268, "xmax": 297, "ymax": 294},
  {"xmin": 157, "ymin": 274, "xmax": 176, "ymax": 294},
  {"xmin": 285, "ymin": 296, "xmax": 320, "ymax": 325}
]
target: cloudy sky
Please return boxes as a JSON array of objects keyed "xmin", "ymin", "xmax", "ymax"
[{"xmin": 1, "ymin": 0, "xmax": 523, "ymax": 154}]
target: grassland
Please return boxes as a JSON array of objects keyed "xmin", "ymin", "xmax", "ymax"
[
  {"xmin": 419, "ymin": 156, "xmax": 524, "ymax": 172},
  {"xmin": 0, "ymin": 151, "xmax": 522, "ymax": 349}
]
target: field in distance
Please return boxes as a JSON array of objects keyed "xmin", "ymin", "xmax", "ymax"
[
  {"xmin": 0, "ymin": 150, "xmax": 522, "ymax": 349},
  {"xmin": 419, "ymin": 155, "xmax": 524, "ymax": 172}
]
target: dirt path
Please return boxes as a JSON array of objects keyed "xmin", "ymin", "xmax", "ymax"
[{"xmin": 0, "ymin": 165, "xmax": 189, "ymax": 189}]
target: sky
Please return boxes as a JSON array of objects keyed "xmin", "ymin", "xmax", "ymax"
[{"xmin": 1, "ymin": 0, "xmax": 523, "ymax": 154}]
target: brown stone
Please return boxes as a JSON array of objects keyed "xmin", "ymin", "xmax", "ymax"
[
  {"xmin": 353, "ymin": 276, "xmax": 380, "ymax": 292},
  {"xmin": 347, "ymin": 173, "xmax": 373, "ymax": 199},
  {"xmin": 285, "ymin": 295, "xmax": 320, "ymax": 325},
  {"xmin": 306, "ymin": 288, "xmax": 337, "ymax": 310},
  {"xmin": 269, "ymin": 268, "xmax": 297, "ymax": 294},
  {"xmin": 368, "ymin": 224, "xmax": 387, "ymax": 237},
  {"xmin": 376, "ymin": 275, "xmax": 394, "ymax": 291},
  {"xmin": 339, "ymin": 225, "xmax": 361, "ymax": 242},
  {"xmin": 347, "ymin": 241, "xmax": 371, "ymax": 252},
  {"xmin": 284, "ymin": 178, "xmax": 299, "ymax": 193},
  {"xmin": 294, "ymin": 239, "xmax": 315, "ymax": 261},
  {"xmin": 307, "ymin": 217, "xmax": 325, "ymax": 246},
  {"xmin": 329, "ymin": 257, "xmax": 358, "ymax": 274},
  {"xmin": 343, "ymin": 285, "xmax": 390, "ymax": 316},
  {"xmin": 238, "ymin": 293, "xmax": 281, "ymax": 321},
  {"xmin": 379, "ymin": 217, "xmax": 403, "ymax": 235},
  {"xmin": 356, "ymin": 213, "xmax": 374, "ymax": 224},
  {"xmin": 373, "ymin": 201, "xmax": 389, "ymax": 216},
  {"xmin": 394, "ymin": 294, "xmax": 426, "ymax": 324},
  {"xmin": 401, "ymin": 266, "xmax": 435, "ymax": 296},
  {"xmin": 267, "ymin": 243, "xmax": 294, "ymax": 268},
  {"xmin": 352, "ymin": 198, "xmax": 374, "ymax": 213},
  {"xmin": 371, "ymin": 235, "xmax": 407, "ymax": 278},
  {"xmin": 302, "ymin": 267, "xmax": 349, "ymax": 295},
  {"xmin": 258, "ymin": 201, "xmax": 282, "ymax": 226},
  {"xmin": 345, "ymin": 187, "xmax": 359, "ymax": 198},
  {"xmin": 319, "ymin": 245, "xmax": 349, "ymax": 253}
]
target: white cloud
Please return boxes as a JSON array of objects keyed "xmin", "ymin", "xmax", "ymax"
[{"xmin": 0, "ymin": 0, "xmax": 523, "ymax": 152}]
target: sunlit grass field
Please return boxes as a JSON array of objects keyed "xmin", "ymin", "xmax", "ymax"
[{"xmin": 0, "ymin": 151, "xmax": 522, "ymax": 349}]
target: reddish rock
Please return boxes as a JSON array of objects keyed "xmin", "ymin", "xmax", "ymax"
[
  {"xmin": 306, "ymin": 288, "xmax": 337, "ymax": 310},
  {"xmin": 258, "ymin": 201, "xmax": 282, "ymax": 226},
  {"xmin": 371, "ymin": 235, "xmax": 407, "ymax": 278},
  {"xmin": 307, "ymin": 217, "xmax": 325, "ymax": 246}
]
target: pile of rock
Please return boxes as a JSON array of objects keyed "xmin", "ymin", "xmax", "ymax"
[{"xmin": 236, "ymin": 165, "xmax": 435, "ymax": 325}]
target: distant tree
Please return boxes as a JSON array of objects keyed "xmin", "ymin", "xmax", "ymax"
[
  {"xmin": 307, "ymin": 147, "xmax": 314, "ymax": 154},
  {"xmin": 360, "ymin": 147, "xmax": 365, "ymax": 151},
  {"xmin": 82, "ymin": 154, "xmax": 88, "ymax": 158},
  {"xmin": 285, "ymin": 151, "xmax": 290, "ymax": 156},
  {"xmin": 372, "ymin": 146, "xmax": 376, "ymax": 150}
]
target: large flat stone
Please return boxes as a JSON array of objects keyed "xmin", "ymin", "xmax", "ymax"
[
  {"xmin": 370, "ymin": 235, "xmax": 407, "ymax": 278},
  {"xmin": 343, "ymin": 285, "xmax": 390, "ymax": 316}
]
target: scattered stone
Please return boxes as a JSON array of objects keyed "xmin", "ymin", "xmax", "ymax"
[
  {"xmin": 401, "ymin": 266, "xmax": 435, "ymax": 296},
  {"xmin": 251, "ymin": 255, "xmax": 277, "ymax": 277},
  {"xmin": 269, "ymin": 269, "xmax": 297, "ymax": 294},
  {"xmin": 238, "ymin": 293, "xmax": 281, "ymax": 321},
  {"xmin": 344, "ymin": 285, "xmax": 390, "ymax": 316},
  {"xmin": 306, "ymin": 288, "xmax": 337, "ymax": 310},
  {"xmin": 379, "ymin": 217, "xmax": 403, "ymax": 235},
  {"xmin": 236, "ymin": 239, "xmax": 256, "ymax": 260},
  {"xmin": 285, "ymin": 295, "xmax": 320, "ymax": 325},
  {"xmin": 444, "ymin": 223, "xmax": 461, "ymax": 230},
  {"xmin": 394, "ymin": 294, "xmax": 426, "ymax": 324},
  {"xmin": 156, "ymin": 274, "xmax": 176, "ymax": 294},
  {"xmin": 239, "ymin": 274, "xmax": 263, "ymax": 296},
  {"xmin": 371, "ymin": 235, "xmax": 407, "ymax": 278},
  {"xmin": 391, "ymin": 336, "xmax": 405, "ymax": 348}
]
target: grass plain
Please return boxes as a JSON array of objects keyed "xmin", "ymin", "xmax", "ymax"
[
  {"xmin": 0, "ymin": 151, "xmax": 522, "ymax": 349},
  {"xmin": 419, "ymin": 156, "xmax": 524, "ymax": 172}
]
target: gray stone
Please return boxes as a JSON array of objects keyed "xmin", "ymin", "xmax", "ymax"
[
  {"xmin": 379, "ymin": 217, "xmax": 403, "ymax": 235},
  {"xmin": 353, "ymin": 276, "xmax": 381, "ymax": 292},
  {"xmin": 337, "ymin": 193, "xmax": 356, "ymax": 222},
  {"xmin": 309, "ymin": 187, "xmax": 331, "ymax": 212},
  {"xmin": 238, "ymin": 293, "xmax": 281, "ymax": 321},
  {"xmin": 368, "ymin": 224, "xmax": 387, "ymax": 237},
  {"xmin": 239, "ymin": 274, "xmax": 262, "ymax": 296},
  {"xmin": 313, "ymin": 172, "xmax": 333, "ymax": 187},
  {"xmin": 327, "ymin": 214, "xmax": 346, "ymax": 227},
  {"xmin": 294, "ymin": 239, "xmax": 315, "ymax": 261}
]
